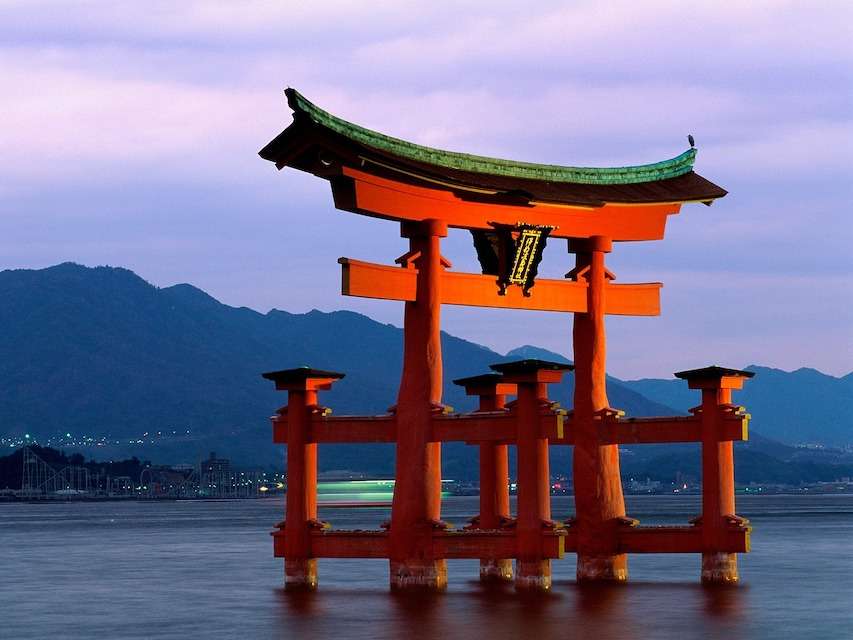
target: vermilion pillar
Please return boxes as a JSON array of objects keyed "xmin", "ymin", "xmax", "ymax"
[
  {"xmin": 263, "ymin": 367, "xmax": 345, "ymax": 590},
  {"xmin": 453, "ymin": 373, "xmax": 517, "ymax": 582},
  {"xmin": 284, "ymin": 386, "xmax": 318, "ymax": 588},
  {"xmin": 389, "ymin": 218, "xmax": 448, "ymax": 590},
  {"xmin": 492, "ymin": 359, "xmax": 572, "ymax": 591},
  {"xmin": 570, "ymin": 236, "xmax": 629, "ymax": 581},
  {"xmin": 676, "ymin": 366, "xmax": 754, "ymax": 583}
]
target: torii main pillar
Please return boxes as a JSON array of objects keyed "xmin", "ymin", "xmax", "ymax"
[
  {"xmin": 389, "ymin": 218, "xmax": 448, "ymax": 589},
  {"xmin": 570, "ymin": 235, "xmax": 629, "ymax": 581}
]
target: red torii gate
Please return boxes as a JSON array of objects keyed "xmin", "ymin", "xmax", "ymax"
[{"xmin": 260, "ymin": 89, "xmax": 754, "ymax": 591}]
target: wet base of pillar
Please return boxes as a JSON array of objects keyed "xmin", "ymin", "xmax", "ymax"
[
  {"xmin": 514, "ymin": 560, "xmax": 551, "ymax": 591},
  {"xmin": 389, "ymin": 559, "xmax": 448, "ymax": 591},
  {"xmin": 285, "ymin": 558, "xmax": 318, "ymax": 590},
  {"xmin": 576, "ymin": 554, "xmax": 628, "ymax": 582},
  {"xmin": 479, "ymin": 558, "xmax": 513, "ymax": 583},
  {"xmin": 701, "ymin": 552, "xmax": 739, "ymax": 584}
]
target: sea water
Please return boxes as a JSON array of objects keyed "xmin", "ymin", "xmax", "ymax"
[{"xmin": 2, "ymin": 495, "xmax": 852, "ymax": 639}]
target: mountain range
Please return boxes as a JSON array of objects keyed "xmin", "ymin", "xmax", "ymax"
[{"xmin": 1, "ymin": 263, "xmax": 851, "ymax": 482}]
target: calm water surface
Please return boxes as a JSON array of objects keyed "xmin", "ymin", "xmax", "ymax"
[{"xmin": 2, "ymin": 495, "xmax": 852, "ymax": 639}]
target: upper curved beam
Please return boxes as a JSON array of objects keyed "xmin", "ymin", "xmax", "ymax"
[{"xmin": 279, "ymin": 89, "xmax": 698, "ymax": 186}]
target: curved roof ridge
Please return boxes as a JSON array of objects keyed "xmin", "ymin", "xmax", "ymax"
[{"xmin": 285, "ymin": 88, "xmax": 697, "ymax": 186}]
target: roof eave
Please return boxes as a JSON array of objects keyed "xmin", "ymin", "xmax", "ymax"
[{"xmin": 259, "ymin": 89, "xmax": 728, "ymax": 206}]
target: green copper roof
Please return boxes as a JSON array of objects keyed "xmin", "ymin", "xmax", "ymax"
[{"xmin": 286, "ymin": 88, "xmax": 697, "ymax": 186}]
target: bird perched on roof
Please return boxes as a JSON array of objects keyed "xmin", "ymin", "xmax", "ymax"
[{"xmin": 688, "ymin": 134, "xmax": 695, "ymax": 148}]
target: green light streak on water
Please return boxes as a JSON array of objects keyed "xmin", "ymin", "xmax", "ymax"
[{"xmin": 315, "ymin": 480, "xmax": 451, "ymax": 501}]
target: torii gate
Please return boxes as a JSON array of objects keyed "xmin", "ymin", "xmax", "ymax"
[{"xmin": 260, "ymin": 89, "xmax": 753, "ymax": 591}]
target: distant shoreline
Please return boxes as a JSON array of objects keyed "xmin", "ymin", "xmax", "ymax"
[{"xmin": 4, "ymin": 492, "xmax": 853, "ymax": 505}]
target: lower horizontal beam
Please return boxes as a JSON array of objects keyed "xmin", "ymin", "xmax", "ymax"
[
  {"xmin": 273, "ymin": 530, "xmax": 390, "ymax": 559},
  {"xmin": 312, "ymin": 416, "xmax": 396, "ymax": 443},
  {"xmin": 273, "ymin": 526, "xmax": 749, "ymax": 558},
  {"xmin": 274, "ymin": 412, "xmax": 746, "ymax": 445},
  {"xmin": 548, "ymin": 415, "xmax": 747, "ymax": 445},
  {"xmin": 272, "ymin": 529, "xmax": 567, "ymax": 560},
  {"xmin": 441, "ymin": 270, "xmax": 588, "ymax": 313},
  {"xmin": 431, "ymin": 412, "xmax": 516, "ymax": 442},
  {"xmin": 600, "ymin": 416, "xmax": 700, "ymax": 444},
  {"xmin": 340, "ymin": 258, "xmax": 661, "ymax": 315},
  {"xmin": 273, "ymin": 415, "xmax": 396, "ymax": 444},
  {"xmin": 436, "ymin": 530, "xmax": 566, "ymax": 560},
  {"xmin": 602, "ymin": 415, "xmax": 748, "ymax": 444},
  {"xmin": 614, "ymin": 526, "xmax": 750, "ymax": 554}
]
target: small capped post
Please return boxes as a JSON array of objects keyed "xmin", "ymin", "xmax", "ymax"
[
  {"xmin": 454, "ymin": 372, "xmax": 517, "ymax": 582},
  {"xmin": 453, "ymin": 372, "xmax": 517, "ymax": 412},
  {"xmin": 675, "ymin": 365, "xmax": 754, "ymax": 585},
  {"xmin": 262, "ymin": 366, "xmax": 345, "ymax": 590},
  {"xmin": 489, "ymin": 359, "xmax": 573, "ymax": 591}
]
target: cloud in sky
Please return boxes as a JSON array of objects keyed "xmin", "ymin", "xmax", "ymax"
[{"xmin": 1, "ymin": 0, "xmax": 851, "ymax": 377}]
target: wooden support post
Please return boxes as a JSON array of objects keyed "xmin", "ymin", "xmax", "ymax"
[
  {"xmin": 515, "ymin": 380, "xmax": 552, "ymax": 590},
  {"xmin": 389, "ymin": 218, "xmax": 449, "ymax": 590},
  {"xmin": 453, "ymin": 373, "xmax": 517, "ymax": 582},
  {"xmin": 701, "ymin": 384, "xmax": 738, "ymax": 583},
  {"xmin": 491, "ymin": 360, "xmax": 572, "ymax": 591},
  {"xmin": 262, "ymin": 367, "xmax": 345, "ymax": 590},
  {"xmin": 284, "ymin": 387, "xmax": 318, "ymax": 589},
  {"xmin": 570, "ymin": 235, "xmax": 629, "ymax": 582},
  {"xmin": 676, "ymin": 366, "xmax": 755, "ymax": 584}
]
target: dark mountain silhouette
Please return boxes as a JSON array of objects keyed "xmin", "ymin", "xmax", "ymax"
[
  {"xmin": 0, "ymin": 264, "xmax": 672, "ymax": 460},
  {"xmin": 1, "ymin": 263, "xmax": 850, "ymax": 482}
]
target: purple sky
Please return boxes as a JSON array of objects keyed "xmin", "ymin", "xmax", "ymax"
[{"xmin": 2, "ymin": 1, "xmax": 851, "ymax": 378}]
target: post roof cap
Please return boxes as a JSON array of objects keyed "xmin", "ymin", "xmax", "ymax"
[
  {"xmin": 261, "ymin": 366, "xmax": 346, "ymax": 384},
  {"xmin": 452, "ymin": 372, "xmax": 505, "ymax": 387},
  {"xmin": 674, "ymin": 365, "xmax": 755, "ymax": 381},
  {"xmin": 489, "ymin": 359, "xmax": 575, "ymax": 374}
]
